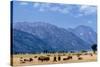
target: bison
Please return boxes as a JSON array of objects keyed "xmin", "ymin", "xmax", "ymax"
[
  {"xmin": 58, "ymin": 56, "xmax": 61, "ymax": 61},
  {"xmin": 89, "ymin": 53, "xmax": 93, "ymax": 56},
  {"xmin": 38, "ymin": 56, "xmax": 50, "ymax": 62},
  {"xmin": 78, "ymin": 57, "xmax": 83, "ymax": 60},
  {"xmin": 63, "ymin": 56, "xmax": 72, "ymax": 60},
  {"xmin": 20, "ymin": 57, "xmax": 33, "ymax": 64}
]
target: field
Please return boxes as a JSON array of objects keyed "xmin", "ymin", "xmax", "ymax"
[{"xmin": 11, "ymin": 51, "xmax": 97, "ymax": 66}]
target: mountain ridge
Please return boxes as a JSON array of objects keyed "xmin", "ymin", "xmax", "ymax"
[{"xmin": 12, "ymin": 22, "xmax": 93, "ymax": 54}]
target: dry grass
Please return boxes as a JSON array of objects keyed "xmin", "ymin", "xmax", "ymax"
[{"xmin": 11, "ymin": 52, "xmax": 97, "ymax": 66}]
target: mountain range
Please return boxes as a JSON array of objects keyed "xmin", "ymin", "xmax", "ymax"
[
  {"xmin": 68, "ymin": 25, "xmax": 97, "ymax": 45},
  {"xmin": 12, "ymin": 22, "xmax": 97, "ymax": 54}
]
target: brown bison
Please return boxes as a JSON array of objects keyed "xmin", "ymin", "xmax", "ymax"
[
  {"xmin": 53, "ymin": 56, "xmax": 57, "ymax": 62},
  {"xmin": 38, "ymin": 56, "xmax": 50, "ymax": 62},
  {"xmin": 63, "ymin": 56, "xmax": 72, "ymax": 60},
  {"xmin": 58, "ymin": 56, "xmax": 61, "ymax": 61},
  {"xmin": 78, "ymin": 57, "xmax": 83, "ymax": 60},
  {"xmin": 20, "ymin": 57, "xmax": 33, "ymax": 64},
  {"xmin": 89, "ymin": 53, "xmax": 93, "ymax": 56}
]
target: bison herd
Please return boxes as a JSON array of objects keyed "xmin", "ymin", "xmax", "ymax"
[{"xmin": 19, "ymin": 53, "xmax": 93, "ymax": 64}]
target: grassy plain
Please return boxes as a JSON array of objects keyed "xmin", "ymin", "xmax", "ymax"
[{"xmin": 11, "ymin": 52, "xmax": 97, "ymax": 66}]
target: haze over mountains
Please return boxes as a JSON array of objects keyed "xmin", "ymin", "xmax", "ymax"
[
  {"xmin": 68, "ymin": 25, "xmax": 97, "ymax": 45},
  {"xmin": 12, "ymin": 22, "xmax": 97, "ymax": 54}
]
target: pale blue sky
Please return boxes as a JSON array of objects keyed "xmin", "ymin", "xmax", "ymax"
[{"xmin": 12, "ymin": 1, "xmax": 97, "ymax": 31}]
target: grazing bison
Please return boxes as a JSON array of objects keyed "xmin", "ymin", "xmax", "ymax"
[
  {"xmin": 53, "ymin": 56, "xmax": 57, "ymax": 62},
  {"xmin": 20, "ymin": 57, "xmax": 33, "ymax": 64},
  {"xmin": 20, "ymin": 57, "xmax": 25, "ymax": 63},
  {"xmin": 78, "ymin": 57, "xmax": 83, "ymax": 60},
  {"xmin": 38, "ymin": 56, "xmax": 50, "ymax": 62},
  {"xmin": 89, "ymin": 53, "xmax": 93, "ymax": 56},
  {"xmin": 24, "ymin": 58, "xmax": 33, "ymax": 62},
  {"xmin": 58, "ymin": 56, "xmax": 61, "ymax": 61},
  {"xmin": 63, "ymin": 56, "xmax": 72, "ymax": 60},
  {"xmin": 29, "ymin": 58, "xmax": 33, "ymax": 62}
]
